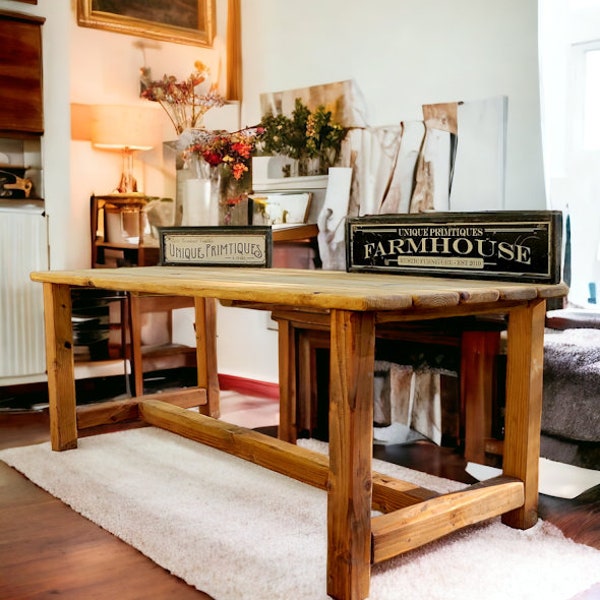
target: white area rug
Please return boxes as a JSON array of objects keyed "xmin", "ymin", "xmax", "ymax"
[{"xmin": 2, "ymin": 427, "xmax": 600, "ymax": 600}]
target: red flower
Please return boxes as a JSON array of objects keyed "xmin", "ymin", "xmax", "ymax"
[
  {"xmin": 185, "ymin": 126, "xmax": 264, "ymax": 179},
  {"xmin": 202, "ymin": 150, "xmax": 223, "ymax": 166}
]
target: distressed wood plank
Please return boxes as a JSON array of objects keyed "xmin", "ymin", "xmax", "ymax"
[
  {"xmin": 30, "ymin": 267, "xmax": 568, "ymax": 313},
  {"xmin": 371, "ymin": 476, "xmax": 524, "ymax": 563}
]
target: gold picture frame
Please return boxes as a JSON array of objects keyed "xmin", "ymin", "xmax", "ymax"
[{"xmin": 77, "ymin": 0, "xmax": 216, "ymax": 48}]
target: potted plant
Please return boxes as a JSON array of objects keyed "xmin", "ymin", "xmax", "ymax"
[{"xmin": 257, "ymin": 98, "xmax": 348, "ymax": 178}]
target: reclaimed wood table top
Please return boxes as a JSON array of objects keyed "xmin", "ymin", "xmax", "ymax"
[{"xmin": 31, "ymin": 266, "xmax": 568, "ymax": 312}]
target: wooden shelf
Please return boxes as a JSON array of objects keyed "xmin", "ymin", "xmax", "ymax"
[
  {"xmin": 272, "ymin": 223, "xmax": 318, "ymax": 242},
  {"xmin": 91, "ymin": 194, "xmax": 162, "ymax": 268},
  {"xmin": 89, "ymin": 194, "xmax": 197, "ymax": 396},
  {"xmin": 140, "ymin": 344, "xmax": 197, "ymax": 373},
  {"xmin": 95, "ymin": 240, "xmax": 158, "ymax": 250},
  {"xmin": 272, "ymin": 223, "xmax": 320, "ymax": 269}
]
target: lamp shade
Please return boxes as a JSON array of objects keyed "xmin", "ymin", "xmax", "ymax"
[{"xmin": 90, "ymin": 104, "xmax": 160, "ymax": 151}]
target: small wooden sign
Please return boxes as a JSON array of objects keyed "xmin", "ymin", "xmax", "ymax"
[
  {"xmin": 159, "ymin": 226, "xmax": 272, "ymax": 267},
  {"xmin": 346, "ymin": 211, "xmax": 563, "ymax": 283}
]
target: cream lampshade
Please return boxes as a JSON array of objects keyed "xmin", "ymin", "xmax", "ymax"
[{"xmin": 90, "ymin": 104, "xmax": 160, "ymax": 194}]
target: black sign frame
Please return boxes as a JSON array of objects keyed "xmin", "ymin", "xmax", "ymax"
[
  {"xmin": 346, "ymin": 211, "xmax": 563, "ymax": 284},
  {"xmin": 159, "ymin": 226, "xmax": 272, "ymax": 268}
]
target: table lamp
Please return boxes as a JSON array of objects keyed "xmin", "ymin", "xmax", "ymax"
[{"xmin": 90, "ymin": 104, "xmax": 160, "ymax": 194}]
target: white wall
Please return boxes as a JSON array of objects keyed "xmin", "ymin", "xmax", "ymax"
[
  {"xmin": 68, "ymin": 0, "xmax": 234, "ymax": 270},
  {"xmin": 241, "ymin": 0, "xmax": 546, "ymax": 211},
  {"xmin": 0, "ymin": 0, "xmax": 548, "ymax": 384},
  {"xmin": 226, "ymin": 0, "xmax": 547, "ymax": 383}
]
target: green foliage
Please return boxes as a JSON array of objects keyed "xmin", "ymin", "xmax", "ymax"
[{"xmin": 258, "ymin": 98, "xmax": 348, "ymax": 176}]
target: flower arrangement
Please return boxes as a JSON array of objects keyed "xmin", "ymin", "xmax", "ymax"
[
  {"xmin": 141, "ymin": 60, "xmax": 264, "ymax": 181},
  {"xmin": 185, "ymin": 126, "xmax": 265, "ymax": 180},
  {"xmin": 258, "ymin": 98, "xmax": 348, "ymax": 176},
  {"xmin": 181, "ymin": 125, "xmax": 265, "ymax": 225},
  {"xmin": 140, "ymin": 61, "xmax": 225, "ymax": 135},
  {"xmin": 141, "ymin": 62, "xmax": 263, "ymax": 226}
]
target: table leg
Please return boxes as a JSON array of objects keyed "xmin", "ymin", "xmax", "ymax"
[
  {"xmin": 277, "ymin": 318, "xmax": 297, "ymax": 442},
  {"xmin": 128, "ymin": 292, "xmax": 144, "ymax": 397},
  {"xmin": 502, "ymin": 298, "xmax": 546, "ymax": 529},
  {"xmin": 43, "ymin": 283, "xmax": 77, "ymax": 451},
  {"xmin": 194, "ymin": 297, "xmax": 220, "ymax": 418},
  {"xmin": 327, "ymin": 309, "xmax": 375, "ymax": 600}
]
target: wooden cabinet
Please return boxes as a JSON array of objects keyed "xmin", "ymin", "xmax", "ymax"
[
  {"xmin": 0, "ymin": 11, "xmax": 45, "ymax": 385},
  {"xmin": 0, "ymin": 10, "xmax": 45, "ymax": 135}
]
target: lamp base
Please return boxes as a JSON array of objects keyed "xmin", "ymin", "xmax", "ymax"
[
  {"xmin": 116, "ymin": 172, "xmax": 138, "ymax": 194},
  {"xmin": 115, "ymin": 148, "xmax": 140, "ymax": 194}
]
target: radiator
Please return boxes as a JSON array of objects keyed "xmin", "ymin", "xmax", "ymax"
[{"xmin": 0, "ymin": 205, "xmax": 48, "ymax": 378}]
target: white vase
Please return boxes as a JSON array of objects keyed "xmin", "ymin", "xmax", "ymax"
[
  {"xmin": 182, "ymin": 178, "xmax": 220, "ymax": 226},
  {"xmin": 178, "ymin": 161, "xmax": 220, "ymax": 227}
]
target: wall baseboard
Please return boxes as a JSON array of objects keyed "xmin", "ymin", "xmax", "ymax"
[
  {"xmin": 218, "ymin": 373, "xmax": 279, "ymax": 401},
  {"xmin": 1, "ymin": 370, "xmax": 280, "ymax": 410}
]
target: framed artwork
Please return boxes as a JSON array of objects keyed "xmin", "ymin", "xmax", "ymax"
[{"xmin": 77, "ymin": 0, "xmax": 216, "ymax": 47}]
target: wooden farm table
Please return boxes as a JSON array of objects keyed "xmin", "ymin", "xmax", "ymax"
[{"xmin": 30, "ymin": 266, "xmax": 568, "ymax": 600}]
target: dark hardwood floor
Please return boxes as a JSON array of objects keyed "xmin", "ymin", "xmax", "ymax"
[
  {"xmin": 0, "ymin": 410, "xmax": 214, "ymax": 600},
  {"xmin": 1, "ymin": 386, "xmax": 599, "ymax": 599}
]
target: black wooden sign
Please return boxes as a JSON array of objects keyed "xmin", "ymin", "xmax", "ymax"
[
  {"xmin": 346, "ymin": 211, "xmax": 562, "ymax": 283},
  {"xmin": 159, "ymin": 226, "xmax": 272, "ymax": 267}
]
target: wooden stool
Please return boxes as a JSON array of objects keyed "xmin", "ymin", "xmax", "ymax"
[{"xmin": 273, "ymin": 308, "xmax": 503, "ymax": 463}]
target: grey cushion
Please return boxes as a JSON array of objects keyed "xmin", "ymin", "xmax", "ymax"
[{"xmin": 543, "ymin": 328, "xmax": 600, "ymax": 443}]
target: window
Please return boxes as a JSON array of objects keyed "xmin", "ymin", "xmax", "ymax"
[
  {"xmin": 583, "ymin": 46, "xmax": 600, "ymax": 150},
  {"xmin": 540, "ymin": 0, "xmax": 600, "ymax": 308}
]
